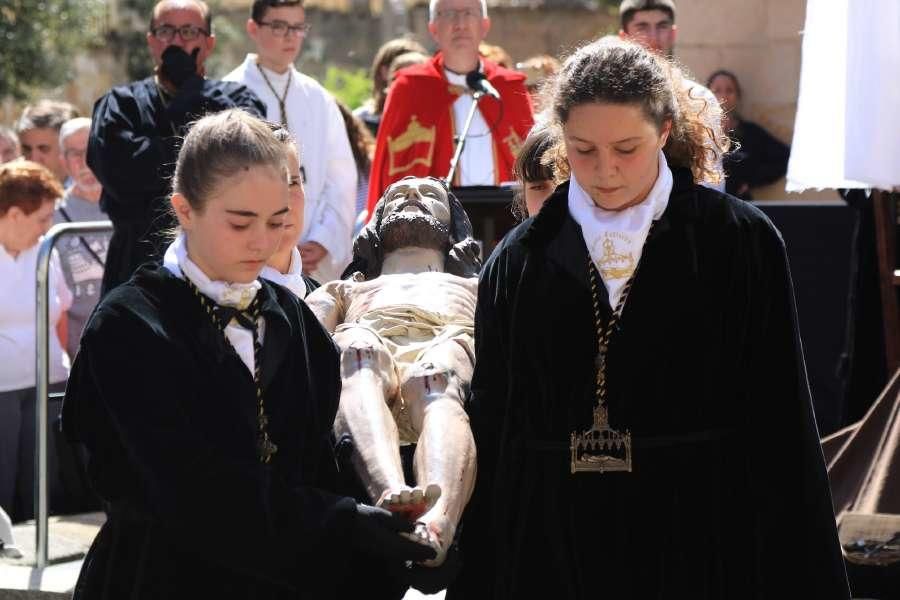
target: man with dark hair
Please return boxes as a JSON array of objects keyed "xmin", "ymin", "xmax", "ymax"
[
  {"xmin": 225, "ymin": 0, "xmax": 357, "ymax": 282},
  {"xmin": 16, "ymin": 100, "xmax": 80, "ymax": 182},
  {"xmin": 619, "ymin": 0, "xmax": 676, "ymax": 55},
  {"xmin": 88, "ymin": 0, "xmax": 265, "ymax": 295},
  {"xmin": 306, "ymin": 177, "xmax": 479, "ymax": 588},
  {"xmin": 618, "ymin": 0, "xmax": 726, "ymax": 191}
]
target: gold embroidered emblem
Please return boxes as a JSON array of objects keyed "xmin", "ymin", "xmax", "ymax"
[
  {"xmin": 596, "ymin": 234, "xmax": 635, "ymax": 280},
  {"xmin": 388, "ymin": 115, "xmax": 437, "ymax": 176},
  {"xmin": 503, "ymin": 127, "xmax": 523, "ymax": 157}
]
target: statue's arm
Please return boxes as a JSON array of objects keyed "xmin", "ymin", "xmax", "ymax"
[{"xmin": 305, "ymin": 280, "xmax": 346, "ymax": 334}]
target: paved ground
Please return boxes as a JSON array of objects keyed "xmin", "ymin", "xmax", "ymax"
[{"xmin": 0, "ymin": 512, "xmax": 446, "ymax": 598}]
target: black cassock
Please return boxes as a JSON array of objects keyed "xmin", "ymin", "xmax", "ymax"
[
  {"xmin": 450, "ymin": 171, "xmax": 850, "ymax": 599},
  {"xmin": 63, "ymin": 265, "xmax": 355, "ymax": 599},
  {"xmin": 724, "ymin": 119, "xmax": 791, "ymax": 200},
  {"xmin": 87, "ymin": 78, "xmax": 265, "ymax": 294}
]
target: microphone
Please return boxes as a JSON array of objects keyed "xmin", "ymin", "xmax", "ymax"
[{"xmin": 465, "ymin": 71, "xmax": 501, "ymax": 101}]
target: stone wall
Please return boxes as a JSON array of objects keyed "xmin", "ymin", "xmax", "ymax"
[
  {"xmin": 1, "ymin": 1, "xmax": 829, "ymax": 200},
  {"xmin": 674, "ymin": 0, "xmax": 835, "ymax": 200}
]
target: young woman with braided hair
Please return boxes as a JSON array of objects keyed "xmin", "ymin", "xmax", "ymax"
[{"xmin": 63, "ymin": 109, "xmax": 433, "ymax": 599}]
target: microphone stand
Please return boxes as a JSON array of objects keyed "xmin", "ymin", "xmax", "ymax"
[{"xmin": 444, "ymin": 90, "xmax": 485, "ymax": 186}]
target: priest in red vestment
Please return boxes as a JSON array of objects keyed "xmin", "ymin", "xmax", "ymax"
[{"xmin": 366, "ymin": 0, "xmax": 535, "ymax": 217}]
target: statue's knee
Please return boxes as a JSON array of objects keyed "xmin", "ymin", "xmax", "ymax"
[
  {"xmin": 402, "ymin": 362, "xmax": 463, "ymax": 433},
  {"xmin": 338, "ymin": 338, "xmax": 391, "ymax": 378},
  {"xmin": 402, "ymin": 362, "xmax": 452, "ymax": 398}
]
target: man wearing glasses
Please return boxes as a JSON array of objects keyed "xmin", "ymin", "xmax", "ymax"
[
  {"xmin": 366, "ymin": 0, "xmax": 534, "ymax": 216},
  {"xmin": 87, "ymin": 0, "xmax": 266, "ymax": 295},
  {"xmin": 224, "ymin": 0, "xmax": 357, "ymax": 283}
]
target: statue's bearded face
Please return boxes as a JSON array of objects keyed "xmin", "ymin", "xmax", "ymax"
[{"xmin": 378, "ymin": 177, "xmax": 452, "ymax": 253}]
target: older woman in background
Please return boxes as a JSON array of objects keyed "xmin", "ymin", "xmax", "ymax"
[
  {"xmin": 707, "ymin": 69, "xmax": 790, "ymax": 200},
  {"xmin": 0, "ymin": 161, "xmax": 72, "ymax": 522}
]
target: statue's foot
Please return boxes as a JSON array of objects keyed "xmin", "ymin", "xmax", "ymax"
[
  {"xmin": 401, "ymin": 514, "xmax": 454, "ymax": 567},
  {"xmin": 377, "ymin": 483, "xmax": 441, "ymax": 522}
]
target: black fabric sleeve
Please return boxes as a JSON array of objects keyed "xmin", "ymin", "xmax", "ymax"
[
  {"xmin": 67, "ymin": 302, "xmax": 356, "ymax": 589},
  {"xmin": 223, "ymin": 83, "xmax": 267, "ymax": 119},
  {"xmin": 743, "ymin": 121, "xmax": 790, "ymax": 187},
  {"xmin": 742, "ymin": 217, "xmax": 850, "ymax": 598},
  {"xmin": 87, "ymin": 87, "xmax": 177, "ymax": 221}
]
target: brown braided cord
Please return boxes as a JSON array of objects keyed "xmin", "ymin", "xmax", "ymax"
[
  {"xmin": 257, "ymin": 62, "xmax": 292, "ymax": 129},
  {"xmin": 589, "ymin": 220, "xmax": 657, "ymax": 408},
  {"xmin": 184, "ymin": 277, "xmax": 278, "ymax": 464}
]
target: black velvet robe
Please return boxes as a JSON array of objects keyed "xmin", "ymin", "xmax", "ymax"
[
  {"xmin": 87, "ymin": 78, "xmax": 265, "ymax": 294},
  {"xmin": 63, "ymin": 265, "xmax": 355, "ymax": 599},
  {"xmin": 724, "ymin": 119, "xmax": 790, "ymax": 200},
  {"xmin": 450, "ymin": 171, "xmax": 850, "ymax": 599}
]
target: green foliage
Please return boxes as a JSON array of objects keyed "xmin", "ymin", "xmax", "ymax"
[
  {"xmin": 0, "ymin": 0, "xmax": 106, "ymax": 100},
  {"xmin": 322, "ymin": 65, "xmax": 372, "ymax": 111},
  {"xmin": 114, "ymin": 0, "xmax": 157, "ymax": 82}
]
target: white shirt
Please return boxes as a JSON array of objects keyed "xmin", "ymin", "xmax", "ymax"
[
  {"xmin": 163, "ymin": 235, "xmax": 265, "ymax": 376},
  {"xmin": 260, "ymin": 247, "xmax": 308, "ymax": 299},
  {"xmin": 0, "ymin": 243, "xmax": 72, "ymax": 391},
  {"xmin": 568, "ymin": 150, "xmax": 672, "ymax": 309},
  {"xmin": 445, "ymin": 68, "xmax": 496, "ymax": 186},
  {"xmin": 224, "ymin": 55, "xmax": 357, "ymax": 283}
]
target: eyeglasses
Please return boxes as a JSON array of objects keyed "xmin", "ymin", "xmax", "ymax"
[
  {"xmin": 256, "ymin": 20, "xmax": 311, "ymax": 38},
  {"xmin": 435, "ymin": 8, "xmax": 480, "ymax": 21},
  {"xmin": 150, "ymin": 24, "xmax": 210, "ymax": 42}
]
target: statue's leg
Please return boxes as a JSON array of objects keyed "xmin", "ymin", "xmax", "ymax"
[
  {"xmin": 333, "ymin": 326, "xmax": 404, "ymax": 504},
  {"xmin": 400, "ymin": 338, "xmax": 476, "ymax": 566}
]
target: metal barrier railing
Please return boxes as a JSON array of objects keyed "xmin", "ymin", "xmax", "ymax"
[{"xmin": 35, "ymin": 220, "xmax": 112, "ymax": 568}]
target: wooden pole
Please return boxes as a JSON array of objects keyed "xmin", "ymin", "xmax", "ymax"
[{"xmin": 872, "ymin": 190, "xmax": 899, "ymax": 371}]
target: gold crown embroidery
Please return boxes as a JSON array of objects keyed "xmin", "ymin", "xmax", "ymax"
[
  {"xmin": 598, "ymin": 236, "xmax": 635, "ymax": 280},
  {"xmin": 388, "ymin": 115, "xmax": 436, "ymax": 176},
  {"xmin": 503, "ymin": 127, "xmax": 523, "ymax": 158},
  {"xmin": 570, "ymin": 404, "xmax": 632, "ymax": 473}
]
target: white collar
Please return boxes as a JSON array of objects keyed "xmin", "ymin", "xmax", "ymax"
[
  {"xmin": 444, "ymin": 60, "xmax": 484, "ymax": 87},
  {"xmin": 567, "ymin": 150, "xmax": 672, "ymax": 307},
  {"xmin": 260, "ymin": 247, "xmax": 307, "ymax": 299},
  {"xmin": 245, "ymin": 53, "xmax": 295, "ymax": 83},
  {"xmin": 163, "ymin": 233, "xmax": 261, "ymax": 310}
]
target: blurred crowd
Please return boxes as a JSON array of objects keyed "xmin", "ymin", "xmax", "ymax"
[{"xmin": 0, "ymin": 0, "xmax": 791, "ymax": 531}]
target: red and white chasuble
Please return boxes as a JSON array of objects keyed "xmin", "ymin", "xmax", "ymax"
[{"xmin": 366, "ymin": 53, "xmax": 535, "ymax": 217}]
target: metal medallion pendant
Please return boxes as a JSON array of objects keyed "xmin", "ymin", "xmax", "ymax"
[{"xmin": 570, "ymin": 403, "xmax": 632, "ymax": 473}]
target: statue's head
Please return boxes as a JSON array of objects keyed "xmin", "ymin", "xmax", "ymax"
[{"xmin": 343, "ymin": 176, "xmax": 482, "ymax": 280}]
